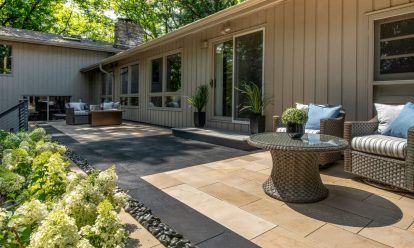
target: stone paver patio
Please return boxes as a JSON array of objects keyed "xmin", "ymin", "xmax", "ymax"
[
  {"xmin": 46, "ymin": 121, "xmax": 414, "ymax": 247},
  {"xmin": 144, "ymin": 152, "xmax": 414, "ymax": 248}
]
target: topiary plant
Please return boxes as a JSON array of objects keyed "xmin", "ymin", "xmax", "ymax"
[{"xmin": 281, "ymin": 108, "xmax": 308, "ymax": 125}]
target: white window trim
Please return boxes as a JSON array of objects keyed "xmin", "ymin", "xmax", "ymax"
[
  {"xmin": 119, "ymin": 62, "xmax": 140, "ymax": 108},
  {"xmin": 367, "ymin": 3, "xmax": 414, "ymax": 116},
  {"xmin": 0, "ymin": 43, "xmax": 13, "ymax": 77},
  {"xmin": 148, "ymin": 48, "xmax": 183, "ymax": 110}
]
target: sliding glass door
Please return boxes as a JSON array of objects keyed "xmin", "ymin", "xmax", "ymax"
[{"xmin": 213, "ymin": 29, "xmax": 264, "ymax": 122}]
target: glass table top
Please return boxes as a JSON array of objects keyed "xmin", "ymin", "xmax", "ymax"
[{"xmin": 248, "ymin": 133, "xmax": 349, "ymax": 152}]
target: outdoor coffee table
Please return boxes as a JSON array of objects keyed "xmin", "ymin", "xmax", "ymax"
[{"xmin": 248, "ymin": 133, "xmax": 348, "ymax": 203}]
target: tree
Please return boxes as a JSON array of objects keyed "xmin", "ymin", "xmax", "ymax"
[
  {"xmin": 0, "ymin": 0, "xmax": 244, "ymax": 42},
  {"xmin": 113, "ymin": 0, "xmax": 244, "ymax": 41},
  {"xmin": 0, "ymin": 0, "xmax": 114, "ymax": 42}
]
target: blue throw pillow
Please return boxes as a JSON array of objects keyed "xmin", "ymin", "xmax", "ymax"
[
  {"xmin": 383, "ymin": 102, "xmax": 414, "ymax": 138},
  {"xmin": 305, "ymin": 104, "xmax": 342, "ymax": 130}
]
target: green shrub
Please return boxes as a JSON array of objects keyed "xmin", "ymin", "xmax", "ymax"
[{"xmin": 2, "ymin": 148, "xmax": 32, "ymax": 176}]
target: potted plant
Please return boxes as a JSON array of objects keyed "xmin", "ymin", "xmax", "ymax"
[
  {"xmin": 187, "ymin": 85, "xmax": 209, "ymax": 127},
  {"xmin": 237, "ymin": 82, "xmax": 272, "ymax": 134},
  {"xmin": 281, "ymin": 108, "xmax": 308, "ymax": 139}
]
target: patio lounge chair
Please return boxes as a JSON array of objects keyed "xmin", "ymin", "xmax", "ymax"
[
  {"xmin": 344, "ymin": 117, "xmax": 414, "ymax": 192},
  {"xmin": 273, "ymin": 104, "xmax": 345, "ymax": 168}
]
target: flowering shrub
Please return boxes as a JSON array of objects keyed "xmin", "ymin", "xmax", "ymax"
[
  {"xmin": 0, "ymin": 167, "xmax": 25, "ymax": 194},
  {"xmin": 0, "ymin": 128, "xmax": 128, "ymax": 247}
]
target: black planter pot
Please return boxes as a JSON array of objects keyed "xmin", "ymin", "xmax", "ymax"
[
  {"xmin": 249, "ymin": 114, "xmax": 266, "ymax": 134},
  {"xmin": 286, "ymin": 122, "xmax": 305, "ymax": 139},
  {"xmin": 194, "ymin": 112, "xmax": 206, "ymax": 127}
]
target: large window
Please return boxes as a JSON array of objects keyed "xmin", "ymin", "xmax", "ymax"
[
  {"xmin": 213, "ymin": 30, "xmax": 264, "ymax": 122},
  {"xmin": 149, "ymin": 52, "xmax": 182, "ymax": 109},
  {"xmin": 101, "ymin": 72, "xmax": 113, "ymax": 102},
  {"xmin": 0, "ymin": 44, "xmax": 12, "ymax": 75},
  {"xmin": 120, "ymin": 64, "xmax": 140, "ymax": 107},
  {"xmin": 375, "ymin": 14, "xmax": 414, "ymax": 81}
]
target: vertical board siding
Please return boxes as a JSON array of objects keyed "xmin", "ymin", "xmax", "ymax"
[
  {"xmin": 93, "ymin": 0, "xmax": 414, "ymax": 131},
  {"xmin": 0, "ymin": 41, "xmax": 109, "ymax": 112}
]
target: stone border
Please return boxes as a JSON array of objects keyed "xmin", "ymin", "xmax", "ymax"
[{"xmin": 60, "ymin": 142, "xmax": 196, "ymax": 248}]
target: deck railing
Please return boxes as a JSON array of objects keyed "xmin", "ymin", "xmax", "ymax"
[{"xmin": 0, "ymin": 100, "xmax": 29, "ymax": 132}]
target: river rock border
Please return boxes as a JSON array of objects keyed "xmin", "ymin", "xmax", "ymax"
[{"xmin": 56, "ymin": 139, "xmax": 196, "ymax": 248}]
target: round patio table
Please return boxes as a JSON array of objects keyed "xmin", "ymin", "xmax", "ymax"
[{"xmin": 248, "ymin": 133, "xmax": 348, "ymax": 203}]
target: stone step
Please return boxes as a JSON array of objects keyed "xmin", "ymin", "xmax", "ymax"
[{"xmin": 172, "ymin": 127, "xmax": 257, "ymax": 151}]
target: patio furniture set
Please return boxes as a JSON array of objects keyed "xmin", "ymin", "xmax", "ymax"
[
  {"xmin": 248, "ymin": 102, "xmax": 414, "ymax": 203},
  {"xmin": 65, "ymin": 101, "xmax": 123, "ymax": 127}
]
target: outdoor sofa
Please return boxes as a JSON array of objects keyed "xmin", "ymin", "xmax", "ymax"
[
  {"xmin": 273, "ymin": 103, "xmax": 345, "ymax": 168},
  {"xmin": 344, "ymin": 113, "xmax": 414, "ymax": 192},
  {"xmin": 66, "ymin": 102, "xmax": 90, "ymax": 125}
]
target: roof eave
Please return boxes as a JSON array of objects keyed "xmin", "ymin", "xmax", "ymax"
[
  {"xmin": 0, "ymin": 35, "xmax": 122, "ymax": 53},
  {"xmin": 80, "ymin": 0, "xmax": 285, "ymax": 72}
]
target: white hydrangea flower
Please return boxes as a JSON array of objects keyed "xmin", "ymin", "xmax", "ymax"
[
  {"xmin": 13, "ymin": 199, "xmax": 48, "ymax": 227},
  {"xmin": 76, "ymin": 239, "xmax": 94, "ymax": 248},
  {"xmin": 29, "ymin": 211, "xmax": 80, "ymax": 248},
  {"xmin": 113, "ymin": 192, "xmax": 128, "ymax": 211},
  {"xmin": 0, "ymin": 208, "xmax": 9, "ymax": 226},
  {"xmin": 95, "ymin": 166, "xmax": 118, "ymax": 194}
]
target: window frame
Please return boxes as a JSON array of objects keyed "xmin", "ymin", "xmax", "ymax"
[
  {"xmin": 148, "ymin": 49, "xmax": 183, "ymax": 111},
  {"xmin": 0, "ymin": 43, "xmax": 13, "ymax": 76},
  {"xmin": 209, "ymin": 28, "xmax": 265, "ymax": 124},
  {"xmin": 374, "ymin": 13, "xmax": 414, "ymax": 81},
  {"xmin": 119, "ymin": 62, "xmax": 140, "ymax": 108},
  {"xmin": 101, "ymin": 71, "xmax": 114, "ymax": 103}
]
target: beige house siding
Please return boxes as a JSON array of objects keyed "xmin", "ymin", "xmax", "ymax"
[
  {"xmin": 0, "ymin": 41, "xmax": 111, "ymax": 112},
  {"xmin": 91, "ymin": 0, "xmax": 414, "ymax": 131}
]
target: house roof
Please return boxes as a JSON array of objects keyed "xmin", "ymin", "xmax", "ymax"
[
  {"xmin": 0, "ymin": 26, "xmax": 122, "ymax": 53},
  {"xmin": 81, "ymin": 0, "xmax": 285, "ymax": 72}
]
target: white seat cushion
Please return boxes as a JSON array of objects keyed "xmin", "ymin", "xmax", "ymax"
[
  {"xmin": 351, "ymin": 134, "xmax": 407, "ymax": 159},
  {"xmin": 276, "ymin": 127, "xmax": 320, "ymax": 134}
]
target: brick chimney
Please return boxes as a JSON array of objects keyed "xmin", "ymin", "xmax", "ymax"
[{"xmin": 114, "ymin": 18, "xmax": 144, "ymax": 49}]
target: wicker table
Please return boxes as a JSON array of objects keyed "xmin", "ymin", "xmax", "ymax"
[{"xmin": 248, "ymin": 133, "xmax": 348, "ymax": 203}]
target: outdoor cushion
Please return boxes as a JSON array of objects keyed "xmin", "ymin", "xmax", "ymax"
[
  {"xmin": 103, "ymin": 102, "xmax": 114, "ymax": 110},
  {"xmin": 305, "ymin": 104, "xmax": 342, "ymax": 130},
  {"xmin": 375, "ymin": 103, "xmax": 404, "ymax": 134},
  {"xmin": 69, "ymin": 102, "xmax": 83, "ymax": 111},
  {"xmin": 383, "ymin": 102, "xmax": 414, "ymax": 139},
  {"xmin": 74, "ymin": 110, "xmax": 89, "ymax": 116},
  {"xmin": 276, "ymin": 127, "xmax": 320, "ymax": 134},
  {"xmin": 351, "ymin": 134, "xmax": 407, "ymax": 159},
  {"xmin": 296, "ymin": 103, "xmax": 310, "ymax": 113},
  {"xmin": 113, "ymin": 102, "xmax": 120, "ymax": 109}
]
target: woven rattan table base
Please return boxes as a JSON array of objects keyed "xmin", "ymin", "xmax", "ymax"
[{"xmin": 263, "ymin": 150, "xmax": 329, "ymax": 203}]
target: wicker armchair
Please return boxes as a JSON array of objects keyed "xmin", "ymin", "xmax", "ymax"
[
  {"xmin": 273, "ymin": 112, "xmax": 345, "ymax": 168},
  {"xmin": 344, "ymin": 118, "xmax": 414, "ymax": 192},
  {"xmin": 66, "ymin": 108, "xmax": 90, "ymax": 125}
]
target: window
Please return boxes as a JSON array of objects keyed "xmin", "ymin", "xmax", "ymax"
[
  {"xmin": 213, "ymin": 30, "xmax": 264, "ymax": 122},
  {"xmin": 149, "ymin": 52, "xmax": 182, "ymax": 109},
  {"xmin": 121, "ymin": 67, "xmax": 128, "ymax": 95},
  {"xmin": 375, "ymin": 14, "xmax": 414, "ymax": 81},
  {"xmin": 0, "ymin": 44, "xmax": 12, "ymax": 75},
  {"xmin": 119, "ymin": 64, "xmax": 139, "ymax": 107},
  {"xmin": 101, "ymin": 72, "xmax": 113, "ymax": 102}
]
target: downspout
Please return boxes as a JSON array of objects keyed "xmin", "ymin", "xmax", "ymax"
[{"xmin": 99, "ymin": 64, "xmax": 110, "ymax": 105}]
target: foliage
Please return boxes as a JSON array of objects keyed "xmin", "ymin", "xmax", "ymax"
[
  {"xmin": 186, "ymin": 85, "xmax": 209, "ymax": 113},
  {"xmin": 281, "ymin": 108, "xmax": 308, "ymax": 125},
  {"xmin": 0, "ymin": 0, "xmax": 244, "ymax": 42},
  {"xmin": 28, "ymin": 210, "xmax": 80, "ymax": 248},
  {"xmin": 236, "ymin": 82, "xmax": 272, "ymax": 115},
  {"xmin": 113, "ymin": 0, "xmax": 244, "ymax": 41},
  {"xmin": 0, "ymin": 0, "xmax": 115, "ymax": 42},
  {"xmin": 0, "ymin": 128, "xmax": 128, "ymax": 247},
  {"xmin": 0, "ymin": 167, "xmax": 25, "ymax": 194},
  {"xmin": 80, "ymin": 199, "xmax": 128, "ymax": 247}
]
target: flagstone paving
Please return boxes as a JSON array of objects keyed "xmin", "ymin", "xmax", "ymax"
[{"xmin": 143, "ymin": 151, "xmax": 414, "ymax": 248}]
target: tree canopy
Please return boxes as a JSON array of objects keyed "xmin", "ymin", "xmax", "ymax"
[{"xmin": 0, "ymin": 0, "xmax": 243, "ymax": 42}]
